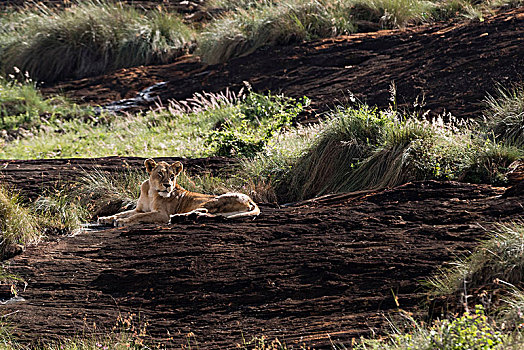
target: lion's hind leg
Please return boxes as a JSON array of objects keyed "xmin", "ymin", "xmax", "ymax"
[
  {"xmin": 170, "ymin": 208, "xmax": 213, "ymax": 223},
  {"xmin": 203, "ymin": 193, "xmax": 260, "ymax": 219}
]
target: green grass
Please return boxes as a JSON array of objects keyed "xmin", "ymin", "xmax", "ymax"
[
  {"xmin": 198, "ymin": 0, "xmax": 435, "ymax": 64},
  {"xmin": 0, "ymin": 184, "xmax": 41, "ymax": 258},
  {"xmin": 0, "ymin": 76, "xmax": 89, "ymax": 131},
  {"xmin": 33, "ymin": 188, "xmax": 89, "ymax": 232},
  {"xmin": 0, "ymin": 1, "xmax": 194, "ymax": 82},
  {"xmin": 359, "ymin": 223, "xmax": 524, "ymax": 350},
  {"xmin": 357, "ymin": 306, "xmax": 509, "ymax": 350},
  {"xmin": 77, "ymin": 168, "xmax": 144, "ymax": 216},
  {"xmin": 199, "ymin": 0, "xmax": 523, "ymax": 64},
  {"xmin": 271, "ymin": 105, "xmax": 520, "ymax": 202},
  {"xmin": 0, "ymin": 89, "xmax": 307, "ymax": 160},
  {"xmin": 0, "ymin": 0, "xmax": 519, "ymax": 80},
  {"xmin": 0, "ymin": 0, "xmax": 519, "ymax": 81},
  {"xmin": 427, "ymin": 222, "xmax": 524, "ymax": 300},
  {"xmin": 3, "ymin": 82, "xmax": 521, "ymax": 204}
]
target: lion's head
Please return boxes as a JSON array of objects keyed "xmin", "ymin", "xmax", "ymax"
[{"xmin": 144, "ymin": 158, "xmax": 183, "ymax": 198}]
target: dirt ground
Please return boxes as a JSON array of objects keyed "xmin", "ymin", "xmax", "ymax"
[
  {"xmin": 44, "ymin": 8, "xmax": 524, "ymax": 120},
  {"xmin": 1, "ymin": 6, "xmax": 524, "ymax": 349},
  {"xmin": 3, "ymin": 156, "xmax": 523, "ymax": 348}
]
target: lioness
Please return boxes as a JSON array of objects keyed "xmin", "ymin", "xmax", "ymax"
[{"xmin": 98, "ymin": 159, "xmax": 260, "ymax": 226}]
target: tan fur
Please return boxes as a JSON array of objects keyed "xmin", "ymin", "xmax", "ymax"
[{"xmin": 98, "ymin": 159, "xmax": 260, "ymax": 227}]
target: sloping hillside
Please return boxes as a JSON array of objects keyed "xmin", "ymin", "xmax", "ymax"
[
  {"xmin": 46, "ymin": 8, "xmax": 524, "ymax": 119},
  {"xmin": 1, "ymin": 7, "xmax": 523, "ymax": 349},
  {"xmin": 2, "ymin": 162, "xmax": 522, "ymax": 348}
]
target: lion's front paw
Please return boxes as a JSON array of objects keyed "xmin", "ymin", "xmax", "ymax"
[
  {"xmin": 98, "ymin": 215, "xmax": 116, "ymax": 225},
  {"xmin": 115, "ymin": 218, "xmax": 129, "ymax": 227}
]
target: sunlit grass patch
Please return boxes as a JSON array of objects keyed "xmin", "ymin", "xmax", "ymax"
[
  {"xmin": 272, "ymin": 105, "xmax": 496, "ymax": 202},
  {"xmin": 357, "ymin": 306, "xmax": 506, "ymax": 350},
  {"xmin": 0, "ymin": 90, "xmax": 308, "ymax": 160},
  {"xmin": 198, "ymin": 0, "xmax": 436, "ymax": 64},
  {"xmin": 0, "ymin": 1, "xmax": 194, "ymax": 82},
  {"xmin": 34, "ymin": 189, "xmax": 90, "ymax": 232},
  {"xmin": 0, "ymin": 76, "xmax": 89, "ymax": 132}
]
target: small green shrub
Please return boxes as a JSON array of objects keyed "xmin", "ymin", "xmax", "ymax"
[
  {"xmin": 362, "ymin": 306, "xmax": 503, "ymax": 350},
  {"xmin": 426, "ymin": 306, "xmax": 503, "ymax": 350},
  {"xmin": 0, "ymin": 1, "xmax": 194, "ymax": 82},
  {"xmin": 461, "ymin": 141, "xmax": 521, "ymax": 184},
  {"xmin": 205, "ymin": 92, "xmax": 309, "ymax": 157}
]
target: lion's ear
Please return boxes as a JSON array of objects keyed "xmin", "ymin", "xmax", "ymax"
[
  {"xmin": 171, "ymin": 161, "xmax": 183, "ymax": 175},
  {"xmin": 144, "ymin": 158, "xmax": 157, "ymax": 174}
]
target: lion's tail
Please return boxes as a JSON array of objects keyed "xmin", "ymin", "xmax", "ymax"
[{"xmin": 220, "ymin": 201, "xmax": 260, "ymax": 219}]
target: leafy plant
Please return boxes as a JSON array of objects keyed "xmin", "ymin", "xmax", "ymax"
[
  {"xmin": 205, "ymin": 92, "xmax": 309, "ymax": 157},
  {"xmin": 361, "ymin": 306, "xmax": 504, "ymax": 350}
]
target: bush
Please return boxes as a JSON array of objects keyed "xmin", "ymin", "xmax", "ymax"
[
  {"xmin": 361, "ymin": 306, "xmax": 504, "ymax": 350},
  {"xmin": 205, "ymin": 92, "xmax": 310, "ymax": 157},
  {"xmin": 275, "ymin": 107, "xmax": 484, "ymax": 202},
  {"xmin": 0, "ymin": 1, "xmax": 194, "ymax": 82},
  {"xmin": 461, "ymin": 141, "xmax": 521, "ymax": 184}
]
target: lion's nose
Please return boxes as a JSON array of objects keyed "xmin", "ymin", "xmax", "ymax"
[{"xmin": 164, "ymin": 183, "xmax": 171, "ymax": 189}]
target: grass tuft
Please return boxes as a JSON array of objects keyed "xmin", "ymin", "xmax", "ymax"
[
  {"xmin": 484, "ymin": 84, "xmax": 524, "ymax": 148},
  {"xmin": 33, "ymin": 189, "xmax": 89, "ymax": 232},
  {"xmin": 0, "ymin": 76, "xmax": 89, "ymax": 132},
  {"xmin": 274, "ymin": 106, "xmax": 491, "ymax": 202},
  {"xmin": 0, "ymin": 184, "xmax": 40, "ymax": 258},
  {"xmin": 0, "ymin": 1, "xmax": 194, "ymax": 82},
  {"xmin": 198, "ymin": 0, "xmax": 435, "ymax": 64},
  {"xmin": 427, "ymin": 222, "xmax": 524, "ymax": 309}
]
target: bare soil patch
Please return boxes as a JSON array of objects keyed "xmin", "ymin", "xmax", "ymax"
[{"xmin": 45, "ymin": 8, "xmax": 524, "ymax": 119}]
